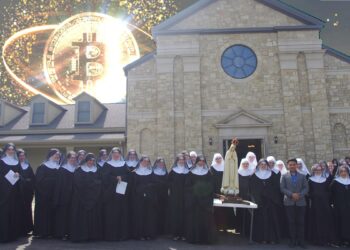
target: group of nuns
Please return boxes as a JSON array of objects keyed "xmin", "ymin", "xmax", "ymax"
[
  {"xmin": 1, "ymin": 142, "xmax": 350, "ymax": 247},
  {"xmin": 234, "ymin": 153, "xmax": 350, "ymax": 247},
  {"xmin": 0, "ymin": 143, "xmax": 216, "ymax": 244}
]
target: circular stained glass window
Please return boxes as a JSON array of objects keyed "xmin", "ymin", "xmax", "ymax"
[{"xmin": 221, "ymin": 44, "xmax": 257, "ymax": 79}]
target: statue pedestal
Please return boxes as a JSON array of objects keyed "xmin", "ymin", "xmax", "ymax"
[{"xmin": 220, "ymin": 194, "xmax": 250, "ymax": 205}]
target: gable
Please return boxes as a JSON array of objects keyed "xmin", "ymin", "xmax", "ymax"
[
  {"xmin": 153, "ymin": 0, "xmax": 324, "ymax": 35},
  {"xmin": 0, "ymin": 101, "xmax": 26, "ymax": 127},
  {"xmin": 30, "ymin": 95, "xmax": 66, "ymax": 125},
  {"xmin": 216, "ymin": 110, "xmax": 272, "ymax": 128},
  {"xmin": 73, "ymin": 92, "xmax": 107, "ymax": 124}
]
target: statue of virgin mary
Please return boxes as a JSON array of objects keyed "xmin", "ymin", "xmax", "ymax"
[{"xmin": 221, "ymin": 138, "xmax": 239, "ymax": 196}]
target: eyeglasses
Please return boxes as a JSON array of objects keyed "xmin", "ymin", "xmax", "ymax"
[{"xmin": 215, "ymin": 158, "xmax": 222, "ymax": 160}]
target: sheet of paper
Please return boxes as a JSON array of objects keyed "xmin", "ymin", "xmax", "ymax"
[
  {"xmin": 5, "ymin": 170, "xmax": 19, "ymax": 186},
  {"xmin": 116, "ymin": 181, "xmax": 128, "ymax": 195},
  {"xmin": 213, "ymin": 198, "xmax": 223, "ymax": 205}
]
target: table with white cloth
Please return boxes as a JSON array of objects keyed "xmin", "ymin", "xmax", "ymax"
[{"xmin": 213, "ymin": 199, "xmax": 258, "ymax": 243}]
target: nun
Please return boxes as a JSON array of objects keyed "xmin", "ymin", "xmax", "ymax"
[
  {"xmin": 0, "ymin": 143, "xmax": 21, "ymax": 242},
  {"xmin": 210, "ymin": 153, "xmax": 225, "ymax": 194},
  {"xmin": 267, "ymin": 156, "xmax": 282, "ymax": 195},
  {"xmin": 152, "ymin": 157, "xmax": 169, "ymax": 235},
  {"xmin": 181, "ymin": 151, "xmax": 191, "ymax": 169},
  {"xmin": 330, "ymin": 165, "xmax": 350, "ymax": 247},
  {"xmin": 267, "ymin": 156, "xmax": 284, "ymax": 239},
  {"xmin": 210, "ymin": 153, "xmax": 231, "ymax": 231},
  {"xmin": 17, "ymin": 148, "xmax": 35, "ymax": 236},
  {"xmin": 168, "ymin": 154, "xmax": 189, "ymax": 241},
  {"xmin": 275, "ymin": 160, "xmax": 288, "ymax": 176},
  {"xmin": 296, "ymin": 158, "xmax": 310, "ymax": 240},
  {"xmin": 97, "ymin": 148, "xmax": 108, "ymax": 168},
  {"xmin": 319, "ymin": 160, "xmax": 330, "ymax": 179},
  {"xmin": 185, "ymin": 155, "xmax": 215, "ymax": 244},
  {"xmin": 308, "ymin": 164, "xmax": 336, "ymax": 246},
  {"xmin": 189, "ymin": 151, "xmax": 197, "ymax": 169},
  {"xmin": 296, "ymin": 158, "xmax": 310, "ymax": 179},
  {"xmin": 34, "ymin": 148, "xmax": 61, "ymax": 238},
  {"xmin": 249, "ymin": 159, "xmax": 280, "ymax": 244},
  {"xmin": 125, "ymin": 149, "xmax": 139, "ymax": 171},
  {"xmin": 101, "ymin": 147, "xmax": 130, "ymax": 241},
  {"xmin": 76, "ymin": 149, "xmax": 86, "ymax": 165},
  {"xmin": 237, "ymin": 158, "xmax": 254, "ymax": 236},
  {"xmin": 131, "ymin": 156, "xmax": 156, "ymax": 240},
  {"xmin": 275, "ymin": 160, "xmax": 289, "ymax": 238},
  {"xmin": 246, "ymin": 152, "xmax": 257, "ymax": 170},
  {"xmin": 70, "ymin": 153, "xmax": 103, "ymax": 242},
  {"xmin": 53, "ymin": 151, "xmax": 77, "ymax": 239},
  {"xmin": 327, "ymin": 160, "xmax": 337, "ymax": 181}
]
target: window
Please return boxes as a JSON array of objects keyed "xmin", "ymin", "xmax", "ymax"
[
  {"xmin": 77, "ymin": 101, "xmax": 91, "ymax": 123},
  {"xmin": 32, "ymin": 102, "xmax": 45, "ymax": 124},
  {"xmin": 221, "ymin": 44, "xmax": 257, "ymax": 79}
]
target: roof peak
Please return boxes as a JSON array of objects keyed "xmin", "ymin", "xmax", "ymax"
[{"xmin": 152, "ymin": 0, "xmax": 325, "ymax": 36}]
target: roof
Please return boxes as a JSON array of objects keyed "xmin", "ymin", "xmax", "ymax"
[
  {"xmin": 0, "ymin": 99, "xmax": 27, "ymax": 113},
  {"xmin": 73, "ymin": 91, "xmax": 107, "ymax": 110},
  {"xmin": 152, "ymin": 0, "xmax": 325, "ymax": 36},
  {"xmin": 0, "ymin": 133, "xmax": 125, "ymax": 145},
  {"xmin": 323, "ymin": 45, "xmax": 350, "ymax": 63},
  {"xmin": 124, "ymin": 52, "xmax": 156, "ymax": 75},
  {"xmin": 0, "ymin": 102, "xmax": 126, "ymax": 134},
  {"xmin": 31, "ymin": 94, "xmax": 67, "ymax": 111}
]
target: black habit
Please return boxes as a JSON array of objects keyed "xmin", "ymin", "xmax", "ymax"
[
  {"xmin": 19, "ymin": 164, "xmax": 35, "ymax": 236},
  {"xmin": 331, "ymin": 179, "xmax": 350, "ymax": 244},
  {"xmin": 185, "ymin": 171, "xmax": 215, "ymax": 244},
  {"xmin": 0, "ymin": 160, "xmax": 21, "ymax": 242},
  {"xmin": 131, "ymin": 171, "xmax": 157, "ymax": 239},
  {"xmin": 53, "ymin": 167, "xmax": 74, "ymax": 238},
  {"xmin": 249, "ymin": 172, "xmax": 280, "ymax": 243},
  {"xmin": 153, "ymin": 173, "xmax": 169, "ymax": 235},
  {"xmin": 70, "ymin": 167, "xmax": 103, "ymax": 242},
  {"xmin": 308, "ymin": 178, "xmax": 336, "ymax": 245},
  {"xmin": 167, "ymin": 170, "xmax": 188, "ymax": 238},
  {"xmin": 101, "ymin": 162, "xmax": 131, "ymax": 241},
  {"xmin": 237, "ymin": 173, "xmax": 251, "ymax": 236},
  {"xmin": 33, "ymin": 164, "xmax": 59, "ymax": 237}
]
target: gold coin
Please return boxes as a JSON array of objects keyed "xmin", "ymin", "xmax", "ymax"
[{"xmin": 43, "ymin": 12, "xmax": 140, "ymax": 103}]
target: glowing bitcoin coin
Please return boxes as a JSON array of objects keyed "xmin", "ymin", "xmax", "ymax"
[{"xmin": 44, "ymin": 12, "xmax": 140, "ymax": 103}]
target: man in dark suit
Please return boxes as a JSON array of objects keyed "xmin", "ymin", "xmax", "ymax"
[{"xmin": 280, "ymin": 158, "xmax": 309, "ymax": 248}]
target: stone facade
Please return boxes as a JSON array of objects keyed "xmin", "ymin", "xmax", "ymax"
[{"xmin": 125, "ymin": 0, "xmax": 350, "ymax": 167}]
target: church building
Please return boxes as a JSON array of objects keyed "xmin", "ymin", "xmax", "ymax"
[{"xmin": 124, "ymin": 0, "xmax": 350, "ymax": 166}]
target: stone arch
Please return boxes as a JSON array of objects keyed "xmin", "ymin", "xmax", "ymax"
[
  {"xmin": 333, "ymin": 123, "xmax": 348, "ymax": 149},
  {"xmin": 140, "ymin": 128, "xmax": 154, "ymax": 157}
]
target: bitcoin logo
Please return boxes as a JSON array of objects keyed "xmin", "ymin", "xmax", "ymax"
[
  {"xmin": 71, "ymin": 32, "xmax": 105, "ymax": 92},
  {"xmin": 44, "ymin": 13, "xmax": 140, "ymax": 103}
]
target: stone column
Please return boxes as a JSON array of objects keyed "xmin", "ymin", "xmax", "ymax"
[
  {"xmin": 305, "ymin": 51, "xmax": 333, "ymax": 161},
  {"xmin": 183, "ymin": 56, "xmax": 203, "ymax": 152},
  {"xmin": 279, "ymin": 52, "xmax": 306, "ymax": 159}
]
